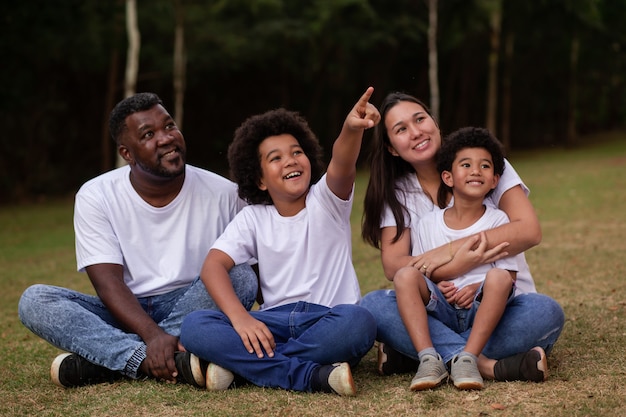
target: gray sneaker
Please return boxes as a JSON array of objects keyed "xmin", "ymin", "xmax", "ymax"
[
  {"xmin": 409, "ymin": 353, "xmax": 449, "ymax": 391},
  {"xmin": 450, "ymin": 354, "xmax": 484, "ymax": 390}
]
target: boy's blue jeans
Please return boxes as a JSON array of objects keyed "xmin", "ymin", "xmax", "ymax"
[
  {"xmin": 180, "ymin": 301, "xmax": 377, "ymax": 392},
  {"xmin": 360, "ymin": 288, "xmax": 564, "ymax": 364},
  {"xmin": 18, "ymin": 263, "xmax": 258, "ymax": 378}
]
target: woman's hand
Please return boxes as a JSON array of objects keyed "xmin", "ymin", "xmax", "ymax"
[{"xmin": 408, "ymin": 243, "xmax": 455, "ymax": 278}]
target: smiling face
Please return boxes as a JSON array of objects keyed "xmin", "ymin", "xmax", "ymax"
[
  {"xmin": 384, "ymin": 100, "xmax": 442, "ymax": 167},
  {"xmin": 119, "ymin": 104, "xmax": 187, "ymax": 179},
  {"xmin": 442, "ymin": 147, "xmax": 500, "ymax": 200},
  {"xmin": 257, "ymin": 134, "xmax": 312, "ymax": 213}
]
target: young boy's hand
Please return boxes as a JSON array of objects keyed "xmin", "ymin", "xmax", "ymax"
[{"xmin": 345, "ymin": 86, "xmax": 380, "ymax": 131}]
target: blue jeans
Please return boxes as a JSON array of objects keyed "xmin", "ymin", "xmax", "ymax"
[
  {"xmin": 360, "ymin": 289, "xmax": 564, "ymax": 364},
  {"xmin": 180, "ymin": 301, "xmax": 376, "ymax": 392},
  {"xmin": 18, "ymin": 264, "xmax": 258, "ymax": 378}
]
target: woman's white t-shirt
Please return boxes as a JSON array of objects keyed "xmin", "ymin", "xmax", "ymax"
[{"xmin": 381, "ymin": 159, "xmax": 537, "ymax": 293}]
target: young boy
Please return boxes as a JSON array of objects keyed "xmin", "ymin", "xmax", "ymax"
[
  {"xmin": 179, "ymin": 88, "xmax": 380, "ymax": 395},
  {"xmin": 393, "ymin": 127, "xmax": 544, "ymax": 391}
]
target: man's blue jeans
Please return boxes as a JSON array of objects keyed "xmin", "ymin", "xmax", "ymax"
[
  {"xmin": 18, "ymin": 263, "xmax": 258, "ymax": 378},
  {"xmin": 360, "ymin": 289, "xmax": 564, "ymax": 364},
  {"xmin": 180, "ymin": 301, "xmax": 376, "ymax": 392}
]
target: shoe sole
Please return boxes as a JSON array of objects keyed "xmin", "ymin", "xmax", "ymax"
[
  {"xmin": 50, "ymin": 353, "xmax": 73, "ymax": 388},
  {"xmin": 410, "ymin": 373, "xmax": 449, "ymax": 391},
  {"xmin": 453, "ymin": 379, "xmax": 484, "ymax": 390},
  {"xmin": 532, "ymin": 346, "xmax": 549, "ymax": 382},
  {"xmin": 377, "ymin": 343, "xmax": 387, "ymax": 376},
  {"xmin": 205, "ymin": 363, "xmax": 234, "ymax": 391},
  {"xmin": 329, "ymin": 363, "xmax": 356, "ymax": 396},
  {"xmin": 189, "ymin": 354, "xmax": 206, "ymax": 387}
]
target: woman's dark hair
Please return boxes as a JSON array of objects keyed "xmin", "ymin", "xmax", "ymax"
[
  {"xmin": 361, "ymin": 92, "xmax": 437, "ymax": 249},
  {"xmin": 109, "ymin": 92, "xmax": 163, "ymax": 145},
  {"xmin": 227, "ymin": 108, "xmax": 324, "ymax": 205},
  {"xmin": 435, "ymin": 126, "xmax": 506, "ymax": 208}
]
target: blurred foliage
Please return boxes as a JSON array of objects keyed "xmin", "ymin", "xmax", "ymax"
[{"xmin": 1, "ymin": 0, "xmax": 624, "ymax": 203}]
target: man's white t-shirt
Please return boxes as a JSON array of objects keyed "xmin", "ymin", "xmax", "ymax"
[
  {"xmin": 212, "ymin": 174, "xmax": 361, "ymax": 310},
  {"xmin": 416, "ymin": 205, "xmax": 520, "ymax": 291},
  {"xmin": 381, "ymin": 159, "xmax": 537, "ymax": 293},
  {"xmin": 74, "ymin": 164, "xmax": 244, "ymax": 297}
]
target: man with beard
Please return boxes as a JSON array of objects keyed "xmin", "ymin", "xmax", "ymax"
[{"xmin": 18, "ymin": 93, "xmax": 258, "ymax": 389}]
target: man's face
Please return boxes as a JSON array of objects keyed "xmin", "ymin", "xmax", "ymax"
[{"xmin": 119, "ymin": 104, "xmax": 187, "ymax": 178}]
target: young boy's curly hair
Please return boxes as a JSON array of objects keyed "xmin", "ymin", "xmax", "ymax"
[{"xmin": 227, "ymin": 108, "xmax": 325, "ymax": 205}]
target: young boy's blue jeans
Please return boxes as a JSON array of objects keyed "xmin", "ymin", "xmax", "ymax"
[
  {"xmin": 180, "ymin": 301, "xmax": 376, "ymax": 392},
  {"xmin": 18, "ymin": 264, "xmax": 258, "ymax": 378},
  {"xmin": 361, "ymin": 285, "xmax": 564, "ymax": 365}
]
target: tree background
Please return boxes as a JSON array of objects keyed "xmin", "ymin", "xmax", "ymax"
[{"xmin": 1, "ymin": 0, "xmax": 625, "ymax": 204}]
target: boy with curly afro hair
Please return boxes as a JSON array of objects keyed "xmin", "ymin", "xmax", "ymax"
[{"xmin": 181, "ymin": 88, "xmax": 381, "ymax": 396}]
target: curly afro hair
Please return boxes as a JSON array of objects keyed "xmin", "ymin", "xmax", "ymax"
[
  {"xmin": 436, "ymin": 126, "xmax": 506, "ymax": 207},
  {"xmin": 227, "ymin": 108, "xmax": 325, "ymax": 205}
]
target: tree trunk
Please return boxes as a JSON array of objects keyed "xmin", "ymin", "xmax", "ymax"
[
  {"xmin": 173, "ymin": 0, "xmax": 186, "ymax": 129},
  {"xmin": 501, "ymin": 32, "xmax": 514, "ymax": 152},
  {"xmin": 102, "ymin": 49, "xmax": 119, "ymax": 172},
  {"xmin": 485, "ymin": 0, "xmax": 501, "ymax": 135},
  {"xmin": 427, "ymin": 0, "xmax": 440, "ymax": 121},
  {"xmin": 118, "ymin": 0, "xmax": 141, "ymax": 167},
  {"xmin": 566, "ymin": 33, "xmax": 579, "ymax": 146}
]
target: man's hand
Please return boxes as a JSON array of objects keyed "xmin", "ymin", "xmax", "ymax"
[{"xmin": 142, "ymin": 332, "xmax": 180, "ymax": 382}]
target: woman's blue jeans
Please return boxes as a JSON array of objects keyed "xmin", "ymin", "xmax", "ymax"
[
  {"xmin": 360, "ymin": 289, "xmax": 564, "ymax": 364},
  {"xmin": 180, "ymin": 301, "xmax": 376, "ymax": 392},
  {"xmin": 18, "ymin": 264, "xmax": 258, "ymax": 378}
]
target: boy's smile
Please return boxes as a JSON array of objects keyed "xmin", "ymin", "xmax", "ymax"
[{"xmin": 258, "ymin": 134, "xmax": 312, "ymax": 215}]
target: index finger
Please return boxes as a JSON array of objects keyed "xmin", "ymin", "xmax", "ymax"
[{"xmin": 355, "ymin": 86, "xmax": 374, "ymax": 109}]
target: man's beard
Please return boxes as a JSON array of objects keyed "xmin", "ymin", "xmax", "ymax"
[{"xmin": 136, "ymin": 152, "xmax": 186, "ymax": 179}]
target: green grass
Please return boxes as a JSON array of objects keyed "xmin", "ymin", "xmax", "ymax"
[{"xmin": 2, "ymin": 132, "xmax": 626, "ymax": 416}]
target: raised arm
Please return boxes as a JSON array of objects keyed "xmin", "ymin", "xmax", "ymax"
[{"xmin": 326, "ymin": 87, "xmax": 380, "ymax": 200}]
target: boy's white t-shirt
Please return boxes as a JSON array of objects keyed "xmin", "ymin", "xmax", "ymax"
[
  {"xmin": 416, "ymin": 205, "xmax": 520, "ymax": 291},
  {"xmin": 74, "ymin": 164, "xmax": 244, "ymax": 297},
  {"xmin": 381, "ymin": 159, "xmax": 537, "ymax": 293},
  {"xmin": 212, "ymin": 174, "xmax": 361, "ymax": 310}
]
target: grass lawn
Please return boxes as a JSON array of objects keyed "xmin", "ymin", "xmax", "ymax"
[{"xmin": 1, "ymin": 131, "xmax": 625, "ymax": 416}]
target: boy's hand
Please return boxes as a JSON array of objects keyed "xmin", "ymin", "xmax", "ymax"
[{"xmin": 345, "ymin": 86, "xmax": 380, "ymax": 131}]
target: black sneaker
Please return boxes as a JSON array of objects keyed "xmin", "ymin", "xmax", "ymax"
[
  {"xmin": 51, "ymin": 353, "xmax": 122, "ymax": 388},
  {"xmin": 311, "ymin": 362, "xmax": 356, "ymax": 396},
  {"xmin": 493, "ymin": 346, "xmax": 548, "ymax": 382},
  {"xmin": 174, "ymin": 351, "xmax": 209, "ymax": 388},
  {"xmin": 377, "ymin": 343, "xmax": 419, "ymax": 376}
]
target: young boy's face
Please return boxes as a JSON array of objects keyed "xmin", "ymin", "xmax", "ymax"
[
  {"xmin": 257, "ymin": 134, "xmax": 312, "ymax": 204},
  {"xmin": 442, "ymin": 147, "xmax": 499, "ymax": 199}
]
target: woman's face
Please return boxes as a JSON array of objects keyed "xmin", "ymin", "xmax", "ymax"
[{"xmin": 384, "ymin": 101, "xmax": 441, "ymax": 166}]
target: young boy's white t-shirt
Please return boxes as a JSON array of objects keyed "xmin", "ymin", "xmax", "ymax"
[
  {"xmin": 212, "ymin": 173, "xmax": 362, "ymax": 310},
  {"xmin": 74, "ymin": 165, "xmax": 244, "ymax": 297},
  {"xmin": 416, "ymin": 205, "xmax": 521, "ymax": 291},
  {"xmin": 381, "ymin": 159, "xmax": 537, "ymax": 293}
]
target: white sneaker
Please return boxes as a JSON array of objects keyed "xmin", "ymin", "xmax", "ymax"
[{"xmin": 205, "ymin": 363, "xmax": 234, "ymax": 391}]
